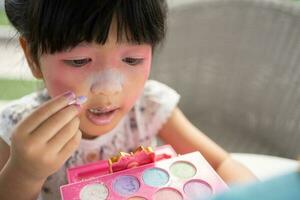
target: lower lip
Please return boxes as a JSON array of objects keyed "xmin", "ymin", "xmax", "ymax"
[{"xmin": 86, "ymin": 109, "xmax": 118, "ymax": 126}]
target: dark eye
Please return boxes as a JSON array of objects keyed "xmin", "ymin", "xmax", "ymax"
[
  {"xmin": 122, "ymin": 57, "xmax": 144, "ymax": 66},
  {"xmin": 64, "ymin": 58, "xmax": 92, "ymax": 67}
]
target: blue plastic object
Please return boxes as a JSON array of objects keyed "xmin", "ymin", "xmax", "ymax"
[{"xmin": 212, "ymin": 171, "xmax": 300, "ymax": 200}]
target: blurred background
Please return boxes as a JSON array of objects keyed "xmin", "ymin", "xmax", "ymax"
[
  {"xmin": 0, "ymin": 0, "xmax": 300, "ymax": 160},
  {"xmin": 0, "ymin": 0, "xmax": 40, "ymax": 107}
]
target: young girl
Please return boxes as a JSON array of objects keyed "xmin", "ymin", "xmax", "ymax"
[{"xmin": 0, "ymin": 0, "xmax": 255, "ymax": 199}]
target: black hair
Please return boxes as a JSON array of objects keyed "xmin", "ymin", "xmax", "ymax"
[{"xmin": 5, "ymin": 0, "xmax": 167, "ymax": 63}]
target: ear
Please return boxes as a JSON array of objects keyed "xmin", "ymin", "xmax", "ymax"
[{"xmin": 19, "ymin": 37, "xmax": 43, "ymax": 79}]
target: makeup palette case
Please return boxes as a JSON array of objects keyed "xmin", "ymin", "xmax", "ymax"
[{"xmin": 60, "ymin": 145, "xmax": 228, "ymax": 200}]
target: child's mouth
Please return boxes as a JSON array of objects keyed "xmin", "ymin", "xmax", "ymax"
[{"xmin": 86, "ymin": 107, "xmax": 119, "ymax": 125}]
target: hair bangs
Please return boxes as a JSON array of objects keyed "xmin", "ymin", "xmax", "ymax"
[{"xmin": 26, "ymin": 0, "xmax": 166, "ymax": 57}]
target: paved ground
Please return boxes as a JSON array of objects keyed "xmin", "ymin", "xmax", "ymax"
[
  {"xmin": 0, "ymin": 38, "xmax": 33, "ymax": 80},
  {"xmin": 0, "ymin": 39, "xmax": 32, "ymax": 108},
  {"xmin": 0, "ymin": 28, "xmax": 34, "ymax": 107}
]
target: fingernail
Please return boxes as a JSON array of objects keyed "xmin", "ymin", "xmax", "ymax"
[
  {"xmin": 68, "ymin": 96, "xmax": 87, "ymax": 105},
  {"xmin": 63, "ymin": 91, "xmax": 76, "ymax": 101}
]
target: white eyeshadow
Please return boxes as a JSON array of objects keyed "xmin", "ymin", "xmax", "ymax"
[{"xmin": 79, "ymin": 183, "xmax": 109, "ymax": 200}]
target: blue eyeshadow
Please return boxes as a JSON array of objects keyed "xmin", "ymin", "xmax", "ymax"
[{"xmin": 142, "ymin": 167, "xmax": 169, "ymax": 187}]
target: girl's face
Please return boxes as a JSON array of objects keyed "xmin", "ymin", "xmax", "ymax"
[{"xmin": 37, "ymin": 25, "xmax": 152, "ymax": 139}]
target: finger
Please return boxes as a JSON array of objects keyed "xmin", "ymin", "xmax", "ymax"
[
  {"xmin": 30, "ymin": 104, "xmax": 80, "ymax": 142},
  {"xmin": 17, "ymin": 91, "xmax": 76, "ymax": 135},
  {"xmin": 58, "ymin": 130, "xmax": 82, "ymax": 162},
  {"xmin": 47, "ymin": 117, "xmax": 80, "ymax": 152}
]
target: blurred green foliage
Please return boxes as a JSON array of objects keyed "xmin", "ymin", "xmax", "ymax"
[
  {"xmin": 0, "ymin": 10, "xmax": 9, "ymax": 26},
  {"xmin": 0, "ymin": 78, "xmax": 43, "ymax": 100}
]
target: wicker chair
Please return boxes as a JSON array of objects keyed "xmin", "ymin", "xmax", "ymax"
[{"xmin": 151, "ymin": 0, "xmax": 300, "ymax": 158}]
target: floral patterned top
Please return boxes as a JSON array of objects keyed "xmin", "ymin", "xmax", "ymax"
[{"xmin": 0, "ymin": 80, "xmax": 180, "ymax": 200}]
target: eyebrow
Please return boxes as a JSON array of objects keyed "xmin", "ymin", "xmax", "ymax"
[
  {"xmin": 63, "ymin": 39, "xmax": 149, "ymax": 53},
  {"xmin": 76, "ymin": 43, "xmax": 90, "ymax": 47}
]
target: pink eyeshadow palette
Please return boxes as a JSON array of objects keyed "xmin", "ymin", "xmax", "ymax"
[{"xmin": 60, "ymin": 145, "xmax": 228, "ymax": 200}]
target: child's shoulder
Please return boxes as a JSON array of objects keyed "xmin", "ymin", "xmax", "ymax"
[
  {"xmin": 0, "ymin": 89, "xmax": 49, "ymax": 145},
  {"xmin": 132, "ymin": 80, "xmax": 180, "ymax": 136},
  {"xmin": 137, "ymin": 80, "xmax": 180, "ymax": 113},
  {"xmin": 141, "ymin": 80, "xmax": 180, "ymax": 104}
]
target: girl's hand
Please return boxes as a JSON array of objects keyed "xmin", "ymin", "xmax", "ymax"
[{"xmin": 6, "ymin": 91, "xmax": 86, "ymax": 182}]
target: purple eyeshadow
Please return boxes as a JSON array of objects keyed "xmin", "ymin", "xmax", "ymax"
[{"xmin": 113, "ymin": 175, "xmax": 140, "ymax": 196}]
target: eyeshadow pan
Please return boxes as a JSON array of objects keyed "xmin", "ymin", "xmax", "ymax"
[
  {"xmin": 142, "ymin": 167, "xmax": 169, "ymax": 187},
  {"xmin": 113, "ymin": 175, "xmax": 140, "ymax": 196},
  {"xmin": 79, "ymin": 183, "xmax": 108, "ymax": 200},
  {"xmin": 127, "ymin": 197, "xmax": 147, "ymax": 200},
  {"xmin": 153, "ymin": 188, "xmax": 183, "ymax": 200},
  {"xmin": 183, "ymin": 179, "xmax": 213, "ymax": 200},
  {"xmin": 170, "ymin": 161, "xmax": 196, "ymax": 179}
]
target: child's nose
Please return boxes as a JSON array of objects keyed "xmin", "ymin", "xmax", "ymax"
[
  {"xmin": 90, "ymin": 81, "xmax": 122, "ymax": 96},
  {"xmin": 90, "ymin": 69, "xmax": 124, "ymax": 96}
]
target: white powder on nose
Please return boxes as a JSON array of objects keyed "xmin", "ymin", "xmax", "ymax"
[{"xmin": 90, "ymin": 69, "xmax": 125, "ymax": 94}]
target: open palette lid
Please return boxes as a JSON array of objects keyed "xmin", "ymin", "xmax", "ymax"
[{"xmin": 67, "ymin": 145, "xmax": 178, "ymax": 183}]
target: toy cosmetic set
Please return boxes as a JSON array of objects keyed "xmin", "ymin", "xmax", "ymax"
[{"xmin": 60, "ymin": 145, "xmax": 228, "ymax": 200}]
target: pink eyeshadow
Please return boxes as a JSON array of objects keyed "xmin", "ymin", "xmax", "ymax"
[
  {"xmin": 113, "ymin": 175, "xmax": 140, "ymax": 196},
  {"xmin": 183, "ymin": 179, "xmax": 213, "ymax": 200},
  {"xmin": 153, "ymin": 188, "xmax": 183, "ymax": 200},
  {"xmin": 127, "ymin": 197, "xmax": 147, "ymax": 200}
]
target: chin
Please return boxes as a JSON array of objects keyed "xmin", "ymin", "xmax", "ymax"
[{"xmin": 79, "ymin": 114, "xmax": 123, "ymax": 139}]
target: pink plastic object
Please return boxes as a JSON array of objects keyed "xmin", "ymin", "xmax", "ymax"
[
  {"xmin": 67, "ymin": 145, "xmax": 176, "ymax": 184},
  {"xmin": 61, "ymin": 145, "xmax": 228, "ymax": 200},
  {"xmin": 67, "ymin": 160, "xmax": 110, "ymax": 183}
]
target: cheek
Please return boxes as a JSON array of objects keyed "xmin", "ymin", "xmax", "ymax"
[
  {"xmin": 143, "ymin": 56, "xmax": 152, "ymax": 79},
  {"xmin": 40, "ymin": 59, "xmax": 87, "ymax": 97},
  {"xmin": 123, "ymin": 59, "xmax": 152, "ymax": 107},
  {"xmin": 44, "ymin": 74, "xmax": 71, "ymax": 97}
]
